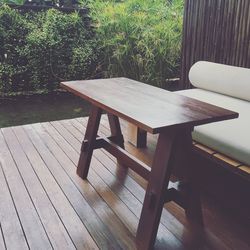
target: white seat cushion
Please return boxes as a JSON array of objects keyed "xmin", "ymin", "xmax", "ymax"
[{"xmin": 177, "ymin": 88, "xmax": 250, "ymax": 165}]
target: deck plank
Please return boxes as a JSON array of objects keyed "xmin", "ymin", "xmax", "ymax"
[
  {"xmin": 58, "ymin": 119, "xmax": 185, "ymax": 250},
  {"xmin": 23, "ymin": 124, "xmax": 117, "ymax": 250},
  {"xmin": 105, "ymin": 118, "xmax": 250, "ymax": 250},
  {"xmin": 49, "ymin": 121, "xmax": 142, "ymax": 242},
  {"xmin": 35, "ymin": 122, "xmax": 136, "ymax": 250},
  {"xmin": 41, "ymin": 121, "xmax": 137, "ymax": 250},
  {"xmin": 0, "ymin": 129, "xmax": 52, "ymax": 250},
  {"xmin": 0, "ymin": 117, "xmax": 249, "ymax": 250},
  {"xmin": 0, "ymin": 224, "xmax": 6, "ymax": 250},
  {"xmin": 73, "ymin": 117, "xmax": 230, "ymax": 250},
  {"xmin": 17, "ymin": 125, "xmax": 98, "ymax": 250},
  {"xmin": 50, "ymin": 119, "xmax": 179, "ymax": 249},
  {"xmin": 0, "ymin": 162, "xmax": 28, "ymax": 250},
  {"xmin": 10, "ymin": 126, "xmax": 78, "ymax": 250}
]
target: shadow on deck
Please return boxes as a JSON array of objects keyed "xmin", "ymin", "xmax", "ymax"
[{"xmin": 0, "ymin": 115, "xmax": 249, "ymax": 249}]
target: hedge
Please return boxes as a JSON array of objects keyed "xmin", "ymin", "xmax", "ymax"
[
  {"xmin": 0, "ymin": 0, "xmax": 184, "ymax": 94},
  {"xmin": 0, "ymin": 5, "xmax": 97, "ymax": 93}
]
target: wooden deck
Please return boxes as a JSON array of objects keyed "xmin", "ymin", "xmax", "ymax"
[{"xmin": 0, "ymin": 115, "xmax": 249, "ymax": 250}]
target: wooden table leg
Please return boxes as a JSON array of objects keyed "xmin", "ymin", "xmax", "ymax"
[
  {"xmin": 180, "ymin": 132, "xmax": 203, "ymax": 225},
  {"xmin": 128, "ymin": 123, "xmax": 147, "ymax": 148},
  {"xmin": 136, "ymin": 129, "xmax": 177, "ymax": 250},
  {"xmin": 136, "ymin": 128, "xmax": 203, "ymax": 249},
  {"xmin": 77, "ymin": 105, "xmax": 102, "ymax": 179},
  {"xmin": 107, "ymin": 113, "xmax": 124, "ymax": 148},
  {"xmin": 107, "ymin": 113, "xmax": 128, "ymax": 168}
]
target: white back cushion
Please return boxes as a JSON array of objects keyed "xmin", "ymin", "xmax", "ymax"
[{"xmin": 189, "ymin": 61, "xmax": 250, "ymax": 101}]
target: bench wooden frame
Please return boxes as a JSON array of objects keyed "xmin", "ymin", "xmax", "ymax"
[
  {"xmin": 128, "ymin": 125, "xmax": 250, "ymax": 181},
  {"xmin": 192, "ymin": 141, "xmax": 250, "ymax": 220},
  {"xmin": 193, "ymin": 142, "xmax": 250, "ymax": 181}
]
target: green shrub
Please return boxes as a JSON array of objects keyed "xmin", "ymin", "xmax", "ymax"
[
  {"xmin": 0, "ymin": 1, "xmax": 183, "ymax": 94},
  {"xmin": 24, "ymin": 9, "xmax": 97, "ymax": 91},
  {"xmin": 0, "ymin": 0, "xmax": 25, "ymax": 4},
  {"xmin": 0, "ymin": 5, "xmax": 96, "ymax": 94},
  {"xmin": 88, "ymin": 0, "xmax": 184, "ymax": 86},
  {"xmin": 0, "ymin": 0, "xmax": 79, "ymax": 7},
  {"xmin": 0, "ymin": 6, "xmax": 31, "ymax": 92}
]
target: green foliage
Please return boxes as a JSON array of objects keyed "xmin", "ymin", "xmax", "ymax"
[
  {"xmin": 0, "ymin": 5, "xmax": 97, "ymax": 93},
  {"xmin": 0, "ymin": 0, "xmax": 79, "ymax": 7},
  {"xmin": 0, "ymin": 6, "xmax": 30, "ymax": 92},
  {"xmin": 88, "ymin": 0, "xmax": 184, "ymax": 86},
  {"xmin": 0, "ymin": 0, "xmax": 183, "ymax": 94},
  {"xmin": 0, "ymin": 0, "xmax": 25, "ymax": 5}
]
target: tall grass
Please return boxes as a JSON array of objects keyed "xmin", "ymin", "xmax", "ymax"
[{"xmin": 86, "ymin": 0, "xmax": 184, "ymax": 86}]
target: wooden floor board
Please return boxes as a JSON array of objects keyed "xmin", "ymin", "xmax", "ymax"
[
  {"xmin": 0, "ymin": 129, "xmax": 52, "ymax": 250},
  {"xmin": 7, "ymin": 126, "xmax": 76, "ymax": 250},
  {"xmin": 0, "ymin": 162, "xmax": 28, "ymax": 250},
  {"xmin": 73, "ymin": 117, "xmax": 229, "ymax": 250},
  {"xmin": 62, "ymin": 118, "xmax": 204, "ymax": 250},
  {"xmin": 77, "ymin": 117, "xmax": 250, "ymax": 250},
  {"xmin": 0, "ymin": 224, "xmax": 6, "ymax": 250},
  {"xmin": 0, "ymin": 116, "xmax": 249, "ymax": 250},
  {"xmin": 56, "ymin": 119, "xmax": 185, "ymax": 250},
  {"xmin": 19, "ymin": 125, "xmax": 98, "ymax": 250},
  {"xmin": 50, "ymin": 121, "xmax": 147, "ymax": 237},
  {"xmin": 50, "ymin": 121, "xmax": 141, "ymax": 237},
  {"xmin": 99, "ymin": 116, "xmax": 250, "ymax": 249},
  {"xmin": 25, "ymin": 123, "xmax": 117, "ymax": 250},
  {"xmin": 41, "ymin": 121, "xmax": 137, "ymax": 250},
  {"xmin": 36, "ymin": 122, "xmax": 135, "ymax": 250}
]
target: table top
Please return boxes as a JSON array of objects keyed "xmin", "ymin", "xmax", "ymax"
[{"xmin": 61, "ymin": 77, "xmax": 238, "ymax": 134}]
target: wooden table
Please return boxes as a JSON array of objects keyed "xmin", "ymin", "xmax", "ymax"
[{"xmin": 61, "ymin": 77, "xmax": 238, "ymax": 250}]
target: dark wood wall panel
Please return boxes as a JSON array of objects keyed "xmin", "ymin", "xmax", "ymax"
[{"xmin": 180, "ymin": 0, "xmax": 250, "ymax": 89}]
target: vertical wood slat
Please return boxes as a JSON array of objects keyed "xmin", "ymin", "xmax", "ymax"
[{"xmin": 180, "ymin": 0, "xmax": 250, "ymax": 89}]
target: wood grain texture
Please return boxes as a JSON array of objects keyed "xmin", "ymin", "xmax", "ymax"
[
  {"xmin": 180, "ymin": 0, "xmax": 250, "ymax": 89},
  {"xmin": 5, "ymin": 127, "xmax": 76, "ymax": 250},
  {"xmin": 69, "ymin": 117, "xmax": 230, "ymax": 250},
  {"xmin": 127, "ymin": 123, "xmax": 147, "ymax": 148},
  {"xmin": 61, "ymin": 78, "xmax": 238, "ymax": 133},
  {"xmin": 0, "ymin": 129, "xmax": 52, "ymax": 250},
  {"xmin": 194, "ymin": 143, "xmax": 216, "ymax": 155},
  {"xmin": 0, "ymin": 116, "xmax": 249, "ymax": 250},
  {"xmin": 213, "ymin": 153, "xmax": 242, "ymax": 167},
  {"xmin": 0, "ymin": 225, "xmax": 5, "ymax": 250},
  {"xmin": 40, "ymin": 122, "xmax": 137, "ymax": 250},
  {"xmin": 192, "ymin": 142, "xmax": 250, "ymax": 180},
  {"xmin": 0, "ymin": 162, "xmax": 28, "ymax": 250},
  {"xmin": 136, "ymin": 129, "xmax": 177, "ymax": 250},
  {"xmin": 57, "ymin": 119, "xmax": 185, "ymax": 250},
  {"xmin": 77, "ymin": 105, "xmax": 102, "ymax": 179},
  {"xmin": 61, "ymin": 77, "xmax": 238, "ymax": 248},
  {"xmin": 239, "ymin": 166, "xmax": 250, "ymax": 174},
  {"xmin": 11, "ymin": 125, "xmax": 98, "ymax": 250},
  {"xmin": 25, "ymin": 123, "xmax": 118, "ymax": 250},
  {"xmin": 75, "ymin": 116, "xmax": 250, "ymax": 249}
]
